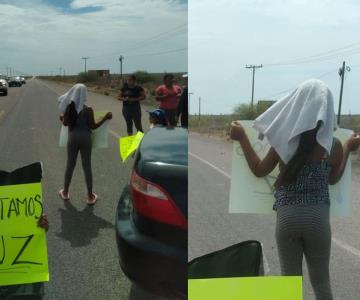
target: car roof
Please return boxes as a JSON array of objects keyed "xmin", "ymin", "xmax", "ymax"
[{"xmin": 138, "ymin": 127, "xmax": 188, "ymax": 166}]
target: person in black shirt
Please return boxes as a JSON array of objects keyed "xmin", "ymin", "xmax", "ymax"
[
  {"xmin": 118, "ymin": 75, "xmax": 146, "ymax": 135},
  {"xmin": 177, "ymin": 73, "xmax": 188, "ymax": 128}
]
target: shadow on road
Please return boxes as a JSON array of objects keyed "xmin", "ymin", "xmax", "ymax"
[{"xmin": 56, "ymin": 201, "xmax": 114, "ymax": 247}]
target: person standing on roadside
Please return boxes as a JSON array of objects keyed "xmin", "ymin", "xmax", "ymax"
[
  {"xmin": 118, "ymin": 75, "xmax": 146, "ymax": 135},
  {"xmin": 58, "ymin": 83, "xmax": 112, "ymax": 205},
  {"xmin": 177, "ymin": 73, "xmax": 188, "ymax": 128},
  {"xmin": 230, "ymin": 79, "xmax": 360, "ymax": 300},
  {"xmin": 155, "ymin": 73, "xmax": 181, "ymax": 126}
]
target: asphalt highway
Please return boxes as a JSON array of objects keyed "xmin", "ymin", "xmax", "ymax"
[
  {"xmin": 0, "ymin": 78, "xmax": 177, "ymax": 299},
  {"xmin": 189, "ymin": 132, "xmax": 360, "ymax": 300}
]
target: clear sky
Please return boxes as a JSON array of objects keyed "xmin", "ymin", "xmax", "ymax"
[
  {"xmin": 189, "ymin": 0, "xmax": 360, "ymax": 115},
  {"xmin": 0, "ymin": 0, "xmax": 187, "ymax": 76}
]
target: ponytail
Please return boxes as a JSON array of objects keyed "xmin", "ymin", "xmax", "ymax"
[
  {"xmin": 274, "ymin": 122, "xmax": 322, "ymax": 189},
  {"xmin": 65, "ymin": 102, "xmax": 78, "ymax": 130}
]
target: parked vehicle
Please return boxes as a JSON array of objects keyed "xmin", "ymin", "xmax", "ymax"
[
  {"xmin": 0, "ymin": 79, "xmax": 8, "ymax": 96},
  {"xmin": 8, "ymin": 77, "xmax": 22, "ymax": 87},
  {"xmin": 115, "ymin": 127, "xmax": 188, "ymax": 295}
]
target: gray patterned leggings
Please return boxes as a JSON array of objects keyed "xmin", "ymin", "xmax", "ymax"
[
  {"xmin": 64, "ymin": 130, "xmax": 93, "ymax": 195},
  {"xmin": 276, "ymin": 203, "xmax": 333, "ymax": 300}
]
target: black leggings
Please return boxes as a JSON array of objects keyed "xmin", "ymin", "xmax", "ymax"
[
  {"xmin": 276, "ymin": 204, "xmax": 333, "ymax": 300},
  {"xmin": 122, "ymin": 105, "xmax": 143, "ymax": 135},
  {"xmin": 64, "ymin": 130, "xmax": 93, "ymax": 195}
]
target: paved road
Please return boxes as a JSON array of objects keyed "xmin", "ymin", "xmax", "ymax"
[
  {"xmin": 0, "ymin": 79, "xmax": 176, "ymax": 299},
  {"xmin": 189, "ymin": 132, "xmax": 360, "ymax": 300}
]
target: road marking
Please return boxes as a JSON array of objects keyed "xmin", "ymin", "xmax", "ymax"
[
  {"xmin": 0, "ymin": 110, "xmax": 4, "ymax": 119},
  {"xmin": 189, "ymin": 151, "xmax": 231, "ymax": 179},
  {"xmin": 189, "ymin": 151, "xmax": 271, "ymax": 273},
  {"xmin": 190, "ymin": 150, "xmax": 360, "ymax": 272},
  {"xmin": 332, "ymin": 237, "xmax": 360, "ymax": 259}
]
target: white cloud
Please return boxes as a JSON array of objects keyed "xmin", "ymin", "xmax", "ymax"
[{"xmin": 0, "ymin": 0, "xmax": 187, "ymax": 75}]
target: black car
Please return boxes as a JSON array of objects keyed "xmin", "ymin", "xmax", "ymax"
[
  {"xmin": 8, "ymin": 77, "xmax": 22, "ymax": 87},
  {"xmin": 116, "ymin": 126, "xmax": 188, "ymax": 295}
]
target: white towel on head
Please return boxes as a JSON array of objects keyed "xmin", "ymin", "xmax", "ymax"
[
  {"xmin": 253, "ymin": 79, "xmax": 337, "ymax": 164},
  {"xmin": 58, "ymin": 83, "xmax": 87, "ymax": 114}
]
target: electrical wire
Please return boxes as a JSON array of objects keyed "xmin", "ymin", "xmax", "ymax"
[{"xmin": 260, "ymin": 69, "xmax": 336, "ymax": 99}]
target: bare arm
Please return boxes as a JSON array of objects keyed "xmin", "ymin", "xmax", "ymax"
[
  {"xmin": 329, "ymin": 134, "xmax": 360, "ymax": 184},
  {"xmin": 230, "ymin": 121, "xmax": 280, "ymax": 177},
  {"xmin": 88, "ymin": 107, "xmax": 112, "ymax": 129},
  {"xmin": 117, "ymin": 90, "xmax": 127, "ymax": 101}
]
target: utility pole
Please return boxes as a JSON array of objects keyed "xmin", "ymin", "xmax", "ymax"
[
  {"xmin": 198, "ymin": 96, "xmax": 201, "ymax": 121},
  {"xmin": 188, "ymin": 92, "xmax": 194, "ymax": 103},
  {"xmin": 119, "ymin": 55, "xmax": 124, "ymax": 80},
  {"xmin": 337, "ymin": 61, "xmax": 351, "ymax": 125},
  {"xmin": 245, "ymin": 64, "xmax": 263, "ymax": 114},
  {"xmin": 82, "ymin": 57, "xmax": 89, "ymax": 73},
  {"xmin": 198, "ymin": 96, "xmax": 201, "ymax": 129}
]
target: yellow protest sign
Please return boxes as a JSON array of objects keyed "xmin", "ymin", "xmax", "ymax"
[
  {"xmin": 0, "ymin": 183, "xmax": 49, "ymax": 286},
  {"xmin": 188, "ymin": 276, "xmax": 302, "ymax": 300},
  {"xmin": 119, "ymin": 131, "xmax": 145, "ymax": 162}
]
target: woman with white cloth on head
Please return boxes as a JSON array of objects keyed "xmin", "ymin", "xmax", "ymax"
[
  {"xmin": 58, "ymin": 83, "xmax": 112, "ymax": 205},
  {"xmin": 230, "ymin": 79, "xmax": 360, "ymax": 300}
]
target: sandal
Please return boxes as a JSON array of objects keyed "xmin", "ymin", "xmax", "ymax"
[
  {"xmin": 58, "ymin": 189, "xmax": 70, "ymax": 201},
  {"xmin": 87, "ymin": 193, "xmax": 98, "ymax": 206}
]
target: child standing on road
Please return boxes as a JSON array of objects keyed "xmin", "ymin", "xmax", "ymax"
[
  {"xmin": 58, "ymin": 84, "xmax": 112, "ymax": 205},
  {"xmin": 230, "ymin": 79, "xmax": 360, "ymax": 300}
]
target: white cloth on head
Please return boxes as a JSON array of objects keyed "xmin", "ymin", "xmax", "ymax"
[
  {"xmin": 253, "ymin": 79, "xmax": 337, "ymax": 164},
  {"xmin": 58, "ymin": 83, "xmax": 87, "ymax": 114}
]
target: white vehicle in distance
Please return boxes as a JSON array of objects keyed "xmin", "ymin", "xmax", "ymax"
[{"xmin": 0, "ymin": 75, "xmax": 8, "ymax": 96}]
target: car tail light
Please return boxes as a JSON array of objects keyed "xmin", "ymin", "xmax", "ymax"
[{"xmin": 130, "ymin": 170, "xmax": 187, "ymax": 229}]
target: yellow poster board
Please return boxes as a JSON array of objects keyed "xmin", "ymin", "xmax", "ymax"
[
  {"xmin": 0, "ymin": 183, "xmax": 49, "ymax": 286},
  {"xmin": 188, "ymin": 276, "xmax": 302, "ymax": 300},
  {"xmin": 119, "ymin": 132, "xmax": 145, "ymax": 162}
]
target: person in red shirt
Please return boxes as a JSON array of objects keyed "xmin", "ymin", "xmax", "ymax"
[{"xmin": 155, "ymin": 73, "xmax": 181, "ymax": 126}]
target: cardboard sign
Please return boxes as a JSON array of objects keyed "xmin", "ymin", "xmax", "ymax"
[
  {"xmin": 229, "ymin": 121, "xmax": 352, "ymax": 217},
  {"xmin": 0, "ymin": 183, "xmax": 49, "ymax": 286},
  {"xmin": 59, "ymin": 111, "xmax": 109, "ymax": 148},
  {"xmin": 119, "ymin": 132, "xmax": 145, "ymax": 162},
  {"xmin": 188, "ymin": 276, "xmax": 302, "ymax": 300}
]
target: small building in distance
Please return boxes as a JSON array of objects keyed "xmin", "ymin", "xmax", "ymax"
[{"xmin": 88, "ymin": 69, "xmax": 110, "ymax": 78}]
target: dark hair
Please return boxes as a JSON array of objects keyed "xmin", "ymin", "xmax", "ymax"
[
  {"xmin": 274, "ymin": 121, "xmax": 322, "ymax": 188},
  {"xmin": 163, "ymin": 73, "xmax": 174, "ymax": 83},
  {"xmin": 128, "ymin": 75, "xmax": 136, "ymax": 81},
  {"xmin": 65, "ymin": 102, "xmax": 78, "ymax": 130}
]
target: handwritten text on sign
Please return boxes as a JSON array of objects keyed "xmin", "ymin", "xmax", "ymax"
[{"xmin": 0, "ymin": 183, "xmax": 49, "ymax": 286}]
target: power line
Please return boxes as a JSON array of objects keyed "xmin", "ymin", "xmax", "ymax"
[
  {"xmin": 125, "ymin": 47, "xmax": 187, "ymax": 59},
  {"xmin": 88, "ymin": 24, "xmax": 187, "ymax": 59},
  {"xmin": 265, "ymin": 42, "xmax": 360, "ymax": 67},
  {"xmin": 260, "ymin": 69, "xmax": 336, "ymax": 100}
]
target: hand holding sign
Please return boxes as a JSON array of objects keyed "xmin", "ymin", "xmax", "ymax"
[{"xmin": 0, "ymin": 163, "xmax": 49, "ymax": 286}]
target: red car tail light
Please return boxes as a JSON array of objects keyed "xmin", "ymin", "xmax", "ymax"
[{"xmin": 130, "ymin": 170, "xmax": 187, "ymax": 229}]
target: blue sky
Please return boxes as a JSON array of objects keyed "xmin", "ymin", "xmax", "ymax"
[
  {"xmin": 0, "ymin": 0, "xmax": 187, "ymax": 76},
  {"xmin": 189, "ymin": 0, "xmax": 360, "ymax": 115}
]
